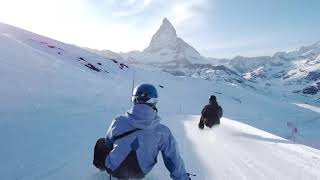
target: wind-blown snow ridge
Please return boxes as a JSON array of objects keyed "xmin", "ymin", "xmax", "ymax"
[{"xmin": 294, "ymin": 103, "xmax": 320, "ymax": 113}]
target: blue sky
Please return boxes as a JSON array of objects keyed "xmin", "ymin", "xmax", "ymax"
[{"xmin": 0, "ymin": 0, "xmax": 319, "ymax": 58}]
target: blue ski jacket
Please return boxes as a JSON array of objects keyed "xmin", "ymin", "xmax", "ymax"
[{"xmin": 105, "ymin": 104, "xmax": 189, "ymax": 180}]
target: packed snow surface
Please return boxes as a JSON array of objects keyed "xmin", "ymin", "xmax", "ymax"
[{"xmin": 157, "ymin": 116, "xmax": 320, "ymax": 180}]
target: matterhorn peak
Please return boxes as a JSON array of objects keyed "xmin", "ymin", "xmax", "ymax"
[
  {"xmin": 160, "ymin": 17, "xmax": 176, "ymax": 36},
  {"xmin": 144, "ymin": 18, "xmax": 177, "ymax": 52},
  {"xmin": 142, "ymin": 17, "xmax": 201, "ymax": 64}
]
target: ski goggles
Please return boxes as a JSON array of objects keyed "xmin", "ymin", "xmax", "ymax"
[{"xmin": 132, "ymin": 96, "xmax": 158, "ymax": 105}]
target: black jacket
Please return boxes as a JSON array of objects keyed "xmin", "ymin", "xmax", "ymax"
[{"xmin": 200, "ymin": 102, "xmax": 223, "ymax": 128}]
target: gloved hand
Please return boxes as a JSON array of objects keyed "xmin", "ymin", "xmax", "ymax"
[
  {"xmin": 187, "ymin": 172, "xmax": 196, "ymax": 179},
  {"xmin": 198, "ymin": 119, "xmax": 204, "ymax": 129}
]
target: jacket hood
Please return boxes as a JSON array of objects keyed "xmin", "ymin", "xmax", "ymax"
[{"xmin": 126, "ymin": 104, "xmax": 161, "ymax": 129}]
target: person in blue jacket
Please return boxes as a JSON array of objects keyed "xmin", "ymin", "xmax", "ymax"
[{"xmin": 104, "ymin": 83, "xmax": 190, "ymax": 180}]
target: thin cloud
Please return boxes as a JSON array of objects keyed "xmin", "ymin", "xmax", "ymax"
[
  {"xmin": 110, "ymin": 0, "xmax": 153, "ymax": 17},
  {"xmin": 107, "ymin": 0, "xmax": 209, "ymax": 25},
  {"xmin": 170, "ymin": 0, "xmax": 209, "ymax": 25}
]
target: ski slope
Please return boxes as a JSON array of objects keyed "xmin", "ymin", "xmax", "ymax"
[
  {"xmin": 177, "ymin": 116, "xmax": 320, "ymax": 180},
  {"xmin": 1, "ymin": 22, "xmax": 320, "ymax": 180}
]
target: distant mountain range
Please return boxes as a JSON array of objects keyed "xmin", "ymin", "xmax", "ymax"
[{"xmin": 88, "ymin": 18, "xmax": 320, "ymax": 102}]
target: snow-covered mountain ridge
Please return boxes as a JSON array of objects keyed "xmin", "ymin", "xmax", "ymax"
[
  {"xmin": 90, "ymin": 18, "xmax": 245, "ymax": 85},
  {"xmin": 91, "ymin": 18, "xmax": 320, "ymax": 101},
  {"xmin": 229, "ymin": 41, "xmax": 320, "ymax": 98}
]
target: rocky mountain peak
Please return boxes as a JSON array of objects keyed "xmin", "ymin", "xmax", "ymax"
[
  {"xmin": 154, "ymin": 18, "xmax": 177, "ymax": 40},
  {"xmin": 144, "ymin": 18, "xmax": 178, "ymax": 53},
  {"xmin": 142, "ymin": 18, "xmax": 201, "ymax": 64}
]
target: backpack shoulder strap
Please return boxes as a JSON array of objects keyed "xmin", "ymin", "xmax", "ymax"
[
  {"xmin": 217, "ymin": 106, "xmax": 223, "ymax": 118},
  {"xmin": 113, "ymin": 129, "xmax": 142, "ymax": 141}
]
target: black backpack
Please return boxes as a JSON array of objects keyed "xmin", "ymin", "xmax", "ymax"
[{"xmin": 93, "ymin": 129, "xmax": 144, "ymax": 179}]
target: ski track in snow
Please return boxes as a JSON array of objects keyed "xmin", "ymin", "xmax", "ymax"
[
  {"xmin": 294, "ymin": 103, "xmax": 320, "ymax": 114},
  {"xmin": 137, "ymin": 116, "xmax": 320, "ymax": 180}
]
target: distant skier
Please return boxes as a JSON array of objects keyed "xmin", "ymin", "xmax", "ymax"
[
  {"xmin": 93, "ymin": 83, "xmax": 190, "ymax": 180},
  {"xmin": 198, "ymin": 95, "xmax": 223, "ymax": 129}
]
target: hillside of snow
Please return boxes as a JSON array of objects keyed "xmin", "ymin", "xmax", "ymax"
[{"xmin": 1, "ymin": 22, "xmax": 320, "ymax": 180}]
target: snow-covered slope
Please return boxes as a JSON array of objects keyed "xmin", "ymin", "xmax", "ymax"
[
  {"xmin": 162, "ymin": 116, "xmax": 320, "ymax": 180},
  {"xmin": 1, "ymin": 22, "xmax": 320, "ymax": 180}
]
